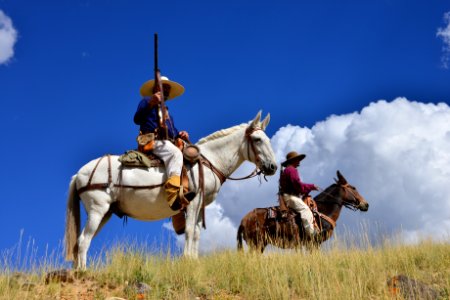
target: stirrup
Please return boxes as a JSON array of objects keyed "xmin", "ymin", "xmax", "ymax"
[
  {"xmin": 169, "ymin": 191, "xmax": 196, "ymax": 211},
  {"xmin": 184, "ymin": 191, "xmax": 196, "ymax": 202}
]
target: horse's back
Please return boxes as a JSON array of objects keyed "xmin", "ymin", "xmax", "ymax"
[
  {"xmin": 240, "ymin": 208, "xmax": 267, "ymax": 225},
  {"xmin": 76, "ymin": 155, "xmax": 166, "ymax": 188},
  {"xmin": 239, "ymin": 206, "xmax": 303, "ymax": 249},
  {"xmin": 74, "ymin": 155, "xmax": 176, "ymax": 221}
]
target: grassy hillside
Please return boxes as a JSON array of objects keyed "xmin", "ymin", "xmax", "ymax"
[{"xmin": 1, "ymin": 240, "xmax": 449, "ymax": 299}]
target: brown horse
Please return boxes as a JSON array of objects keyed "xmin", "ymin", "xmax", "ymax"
[{"xmin": 237, "ymin": 171, "xmax": 369, "ymax": 253}]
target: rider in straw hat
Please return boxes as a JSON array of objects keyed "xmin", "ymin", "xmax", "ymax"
[
  {"xmin": 279, "ymin": 151, "xmax": 319, "ymax": 238},
  {"xmin": 134, "ymin": 76, "xmax": 193, "ymax": 211}
]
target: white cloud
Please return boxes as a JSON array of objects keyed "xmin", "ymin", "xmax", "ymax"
[
  {"xmin": 437, "ymin": 11, "xmax": 450, "ymax": 69},
  {"xmin": 164, "ymin": 202, "xmax": 237, "ymax": 253},
  {"xmin": 0, "ymin": 10, "xmax": 18, "ymax": 64},
  {"xmin": 167, "ymin": 98, "xmax": 450, "ymax": 251}
]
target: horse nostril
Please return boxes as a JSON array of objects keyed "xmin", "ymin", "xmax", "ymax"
[
  {"xmin": 360, "ymin": 202, "xmax": 369, "ymax": 211},
  {"xmin": 270, "ymin": 163, "xmax": 276, "ymax": 171}
]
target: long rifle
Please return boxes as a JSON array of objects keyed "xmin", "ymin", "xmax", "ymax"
[{"xmin": 153, "ymin": 33, "xmax": 169, "ymax": 140}]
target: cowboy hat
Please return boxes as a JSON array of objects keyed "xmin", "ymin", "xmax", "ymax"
[
  {"xmin": 281, "ymin": 151, "xmax": 306, "ymax": 167},
  {"xmin": 140, "ymin": 76, "xmax": 185, "ymax": 100}
]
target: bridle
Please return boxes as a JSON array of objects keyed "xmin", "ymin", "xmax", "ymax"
[
  {"xmin": 316, "ymin": 183, "xmax": 362, "ymax": 211},
  {"xmin": 224, "ymin": 126, "xmax": 267, "ymax": 181},
  {"xmin": 195, "ymin": 126, "xmax": 269, "ymax": 228},
  {"xmin": 245, "ymin": 126, "xmax": 262, "ymax": 165}
]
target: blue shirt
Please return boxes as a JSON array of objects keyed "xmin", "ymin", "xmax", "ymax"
[{"xmin": 133, "ymin": 98, "xmax": 179, "ymax": 139}]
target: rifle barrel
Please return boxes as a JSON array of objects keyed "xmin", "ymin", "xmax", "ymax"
[
  {"xmin": 153, "ymin": 33, "xmax": 169, "ymax": 140},
  {"xmin": 154, "ymin": 33, "xmax": 159, "ymax": 72}
]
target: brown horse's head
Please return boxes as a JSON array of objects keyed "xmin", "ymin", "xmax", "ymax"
[{"xmin": 335, "ymin": 170, "xmax": 369, "ymax": 211}]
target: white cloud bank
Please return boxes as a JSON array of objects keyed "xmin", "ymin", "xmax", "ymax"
[
  {"xmin": 167, "ymin": 98, "xmax": 450, "ymax": 251},
  {"xmin": 437, "ymin": 11, "xmax": 450, "ymax": 69},
  {"xmin": 0, "ymin": 10, "xmax": 18, "ymax": 64}
]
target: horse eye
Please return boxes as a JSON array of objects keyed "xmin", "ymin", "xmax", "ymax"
[{"xmin": 253, "ymin": 137, "xmax": 262, "ymax": 143}]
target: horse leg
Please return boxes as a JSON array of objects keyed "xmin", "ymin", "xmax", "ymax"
[
  {"xmin": 76, "ymin": 192, "xmax": 111, "ymax": 270},
  {"xmin": 259, "ymin": 242, "xmax": 267, "ymax": 254},
  {"xmin": 94, "ymin": 210, "xmax": 113, "ymax": 238},
  {"xmin": 191, "ymin": 211, "xmax": 204, "ymax": 257},
  {"xmin": 248, "ymin": 241, "xmax": 265, "ymax": 254},
  {"xmin": 184, "ymin": 195, "xmax": 202, "ymax": 258},
  {"xmin": 305, "ymin": 240, "xmax": 320, "ymax": 253}
]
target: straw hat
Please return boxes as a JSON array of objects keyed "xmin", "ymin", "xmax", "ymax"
[
  {"xmin": 281, "ymin": 151, "xmax": 306, "ymax": 167},
  {"xmin": 139, "ymin": 76, "xmax": 185, "ymax": 100}
]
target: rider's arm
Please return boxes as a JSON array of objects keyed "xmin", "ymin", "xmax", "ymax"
[
  {"xmin": 134, "ymin": 98, "xmax": 151, "ymax": 125},
  {"xmin": 167, "ymin": 113, "xmax": 189, "ymax": 141},
  {"xmin": 287, "ymin": 167, "xmax": 316, "ymax": 195},
  {"xmin": 297, "ymin": 170, "xmax": 317, "ymax": 195}
]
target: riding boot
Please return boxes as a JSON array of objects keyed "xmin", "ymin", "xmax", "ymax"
[{"xmin": 165, "ymin": 175, "xmax": 195, "ymax": 211}]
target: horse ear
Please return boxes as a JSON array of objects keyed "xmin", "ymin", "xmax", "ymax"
[
  {"xmin": 337, "ymin": 170, "xmax": 348, "ymax": 185},
  {"xmin": 250, "ymin": 110, "xmax": 262, "ymax": 128},
  {"xmin": 261, "ymin": 113, "xmax": 270, "ymax": 131}
]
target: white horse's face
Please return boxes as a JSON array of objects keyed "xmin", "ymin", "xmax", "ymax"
[{"xmin": 244, "ymin": 112, "xmax": 277, "ymax": 176}]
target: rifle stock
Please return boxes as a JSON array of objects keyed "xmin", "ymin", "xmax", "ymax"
[{"xmin": 154, "ymin": 33, "xmax": 169, "ymax": 140}]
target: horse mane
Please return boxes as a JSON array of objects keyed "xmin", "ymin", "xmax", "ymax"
[
  {"xmin": 314, "ymin": 184, "xmax": 338, "ymax": 202},
  {"xmin": 197, "ymin": 123, "xmax": 247, "ymax": 145}
]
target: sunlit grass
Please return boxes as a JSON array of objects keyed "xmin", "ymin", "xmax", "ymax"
[{"xmin": 0, "ymin": 231, "xmax": 449, "ymax": 300}]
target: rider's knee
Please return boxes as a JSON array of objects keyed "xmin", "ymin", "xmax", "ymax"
[{"xmin": 172, "ymin": 148, "xmax": 183, "ymax": 161}]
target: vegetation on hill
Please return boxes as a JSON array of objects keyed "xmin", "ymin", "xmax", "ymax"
[{"xmin": 1, "ymin": 238, "xmax": 449, "ymax": 299}]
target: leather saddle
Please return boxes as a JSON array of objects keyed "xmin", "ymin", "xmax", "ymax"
[{"xmin": 267, "ymin": 196, "xmax": 321, "ymax": 232}]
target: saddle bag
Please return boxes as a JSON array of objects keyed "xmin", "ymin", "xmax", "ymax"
[
  {"xmin": 172, "ymin": 211, "xmax": 186, "ymax": 235},
  {"xmin": 118, "ymin": 150, "xmax": 153, "ymax": 168},
  {"xmin": 137, "ymin": 132, "xmax": 155, "ymax": 152}
]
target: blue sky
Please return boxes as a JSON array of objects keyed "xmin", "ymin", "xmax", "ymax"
[{"xmin": 1, "ymin": 1, "xmax": 449, "ymax": 265}]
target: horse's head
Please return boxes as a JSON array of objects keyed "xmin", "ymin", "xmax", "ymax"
[
  {"xmin": 335, "ymin": 170, "xmax": 369, "ymax": 211},
  {"xmin": 243, "ymin": 111, "xmax": 277, "ymax": 176}
]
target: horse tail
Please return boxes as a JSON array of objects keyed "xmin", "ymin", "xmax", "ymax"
[
  {"xmin": 64, "ymin": 175, "xmax": 80, "ymax": 262},
  {"xmin": 237, "ymin": 223, "xmax": 245, "ymax": 251}
]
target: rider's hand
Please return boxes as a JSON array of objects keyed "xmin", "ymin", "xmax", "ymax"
[
  {"xmin": 179, "ymin": 131, "xmax": 189, "ymax": 140},
  {"xmin": 149, "ymin": 92, "xmax": 162, "ymax": 107}
]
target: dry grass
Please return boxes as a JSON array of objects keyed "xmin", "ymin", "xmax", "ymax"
[{"xmin": 0, "ymin": 237, "xmax": 449, "ymax": 299}]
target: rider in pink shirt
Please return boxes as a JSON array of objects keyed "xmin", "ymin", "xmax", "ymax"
[{"xmin": 279, "ymin": 151, "xmax": 319, "ymax": 238}]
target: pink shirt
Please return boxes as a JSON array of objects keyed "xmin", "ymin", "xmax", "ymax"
[{"xmin": 279, "ymin": 165, "xmax": 316, "ymax": 196}]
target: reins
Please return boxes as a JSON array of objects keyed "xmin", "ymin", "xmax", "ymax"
[
  {"xmin": 194, "ymin": 126, "xmax": 269, "ymax": 227},
  {"xmin": 315, "ymin": 184, "xmax": 360, "ymax": 211},
  {"xmin": 227, "ymin": 168, "xmax": 262, "ymax": 181},
  {"xmin": 199, "ymin": 126, "xmax": 266, "ymax": 182}
]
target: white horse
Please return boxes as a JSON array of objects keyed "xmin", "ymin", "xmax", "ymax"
[{"xmin": 65, "ymin": 111, "xmax": 277, "ymax": 269}]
